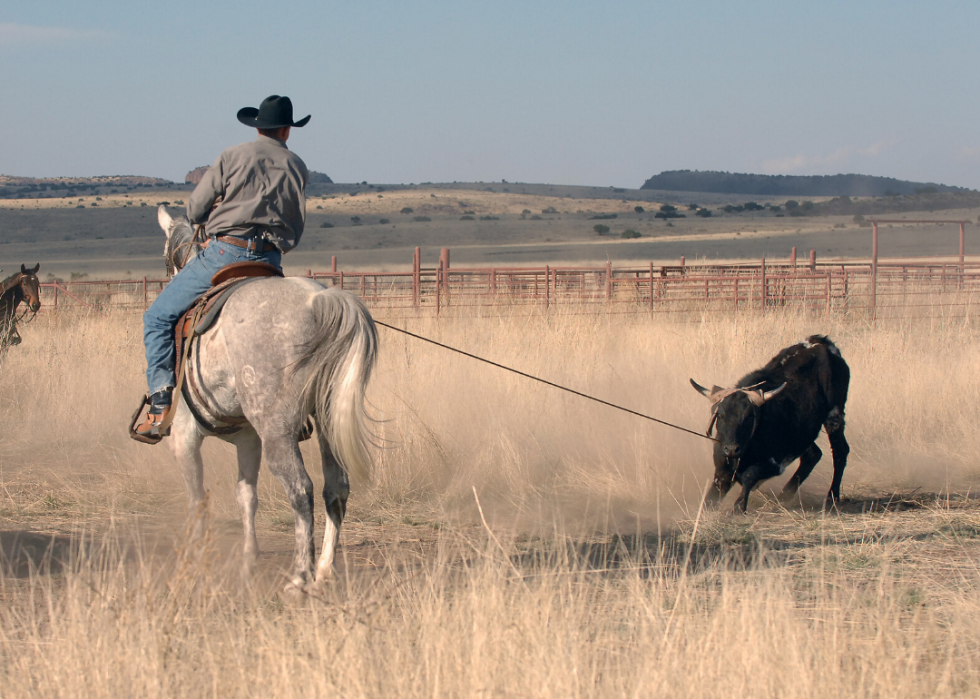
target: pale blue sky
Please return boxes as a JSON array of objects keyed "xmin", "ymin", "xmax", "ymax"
[{"xmin": 3, "ymin": 1, "xmax": 980, "ymax": 188}]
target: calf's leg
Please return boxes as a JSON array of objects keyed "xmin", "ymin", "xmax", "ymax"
[
  {"xmin": 825, "ymin": 425, "xmax": 850, "ymax": 507},
  {"xmin": 781, "ymin": 442, "xmax": 822, "ymax": 500}
]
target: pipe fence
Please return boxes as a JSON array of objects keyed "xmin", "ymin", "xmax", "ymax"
[{"xmin": 34, "ymin": 248, "xmax": 980, "ymax": 321}]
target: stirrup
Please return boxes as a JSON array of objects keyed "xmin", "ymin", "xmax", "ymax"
[{"xmin": 129, "ymin": 394, "xmax": 171, "ymax": 445}]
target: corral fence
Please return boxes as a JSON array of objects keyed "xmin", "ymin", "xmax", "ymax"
[
  {"xmin": 31, "ymin": 217, "xmax": 980, "ymax": 320},
  {"xmin": 34, "ymin": 247, "xmax": 980, "ymax": 321}
]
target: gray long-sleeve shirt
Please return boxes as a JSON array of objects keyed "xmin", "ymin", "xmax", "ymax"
[{"xmin": 187, "ymin": 135, "xmax": 309, "ymax": 253}]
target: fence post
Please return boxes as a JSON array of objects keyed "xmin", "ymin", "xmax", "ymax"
[
  {"xmin": 339, "ymin": 271, "xmax": 344, "ymax": 291},
  {"xmin": 491, "ymin": 268, "xmax": 497, "ymax": 296},
  {"xmin": 871, "ymin": 222, "xmax": 878, "ymax": 323},
  {"xmin": 414, "ymin": 247, "xmax": 421, "ymax": 307},
  {"xmin": 436, "ymin": 260, "xmax": 442, "ymax": 316},
  {"xmin": 649, "ymin": 262, "xmax": 654, "ymax": 315},
  {"xmin": 790, "ymin": 247, "xmax": 797, "ymax": 268},
  {"xmin": 545, "ymin": 265, "xmax": 550, "ymax": 309},
  {"xmin": 960, "ymin": 222, "xmax": 966, "ymax": 287},
  {"xmin": 760, "ymin": 256, "xmax": 767, "ymax": 312},
  {"xmin": 142, "ymin": 276, "xmax": 147, "ymax": 309},
  {"xmin": 605, "ymin": 261, "xmax": 612, "ymax": 303},
  {"xmin": 53, "ymin": 283, "xmax": 59, "ymax": 309}
]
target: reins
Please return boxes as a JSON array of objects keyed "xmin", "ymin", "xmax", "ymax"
[{"xmin": 374, "ymin": 321, "xmax": 718, "ymax": 443}]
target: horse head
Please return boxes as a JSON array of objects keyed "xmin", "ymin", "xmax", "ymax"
[
  {"xmin": 18, "ymin": 263, "xmax": 41, "ymax": 312},
  {"xmin": 159, "ymin": 206, "xmax": 202, "ymax": 277}
]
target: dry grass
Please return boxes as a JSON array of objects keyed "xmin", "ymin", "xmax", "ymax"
[{"xmin": 1, "ymin": 304, "xmax": 979, "ymax": 697}]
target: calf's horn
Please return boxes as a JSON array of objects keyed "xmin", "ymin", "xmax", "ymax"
[{"xmin": 746, "ymin": 382, "xmax": 786, "ymax": 407}]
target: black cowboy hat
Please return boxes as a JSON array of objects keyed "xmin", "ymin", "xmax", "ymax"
[{"xmin": 237, "ymin": 95, "xmax": 310, "ymax": 129}]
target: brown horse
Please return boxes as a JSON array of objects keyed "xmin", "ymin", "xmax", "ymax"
[{"xmin": 0, "ymin": 264, "xmax": 41, "ymax": 349}]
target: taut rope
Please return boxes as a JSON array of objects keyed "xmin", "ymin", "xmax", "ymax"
[{"xmin": 375, "ymin": 321, "xmax": 718, "ymax": 443}]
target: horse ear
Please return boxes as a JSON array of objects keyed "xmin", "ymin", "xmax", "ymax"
[
  {"xmin": 21, "ymin": 264, "xmax": 27, "ymax": 274},
  {"xmin": 31, "ymin": 263, "xmax": 39, "ymax": 274},
  {"xmin": 158, "ymin": 205, "xmax": 173, "ymax": 239}
]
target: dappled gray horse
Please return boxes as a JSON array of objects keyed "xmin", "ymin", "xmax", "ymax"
[{"xmin": 156, "ymin": 206, "xmax": 377, "ymax": 592}]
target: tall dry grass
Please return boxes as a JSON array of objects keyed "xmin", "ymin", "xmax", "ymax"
[{"xmin": 0, "ymin": 304, "xmax": 979, "ymax": 697}]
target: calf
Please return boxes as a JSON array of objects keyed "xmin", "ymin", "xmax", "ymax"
[{"xmin": 690, "ymin": 335, "xmax": 850, "ymax": 513}]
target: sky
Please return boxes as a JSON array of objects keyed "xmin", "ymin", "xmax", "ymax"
[{"xmin": 3, "ymin": 1, "xmax": 980, "ymax": 189}]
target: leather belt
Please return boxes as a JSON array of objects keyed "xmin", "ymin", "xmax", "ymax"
[{"xmin": 213, "ymin": 235, "xmax": 277, "ymax": 253}]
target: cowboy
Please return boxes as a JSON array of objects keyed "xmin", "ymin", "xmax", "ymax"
[{"xmin": 135, "ymin": 95, "xmax": 311, "ymax": 440}]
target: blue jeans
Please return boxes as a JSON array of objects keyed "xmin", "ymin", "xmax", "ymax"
[{"xmin": 143, "ymin": 240, "xmax": 281, "ymax": 396}]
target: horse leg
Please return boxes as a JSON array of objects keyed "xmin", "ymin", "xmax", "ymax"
[
  {"xmin": 169, "ymin": 406, "xmax": 208, "ymax": 541},
  {"xmin": 230, "ymin": 428, "xmax": 262, "ymax": 575},
  {"xmin": 314, "ymin": 429, "xmax": 350, "ymax": 584},
  {"xmin": 262, "ymin": 433, "xmax": 316, "ymax": 591}
]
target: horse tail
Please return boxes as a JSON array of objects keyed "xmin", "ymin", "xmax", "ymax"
[{"xmin": 298, "ymin": 288, "xmax": 378, "ymax": 484}]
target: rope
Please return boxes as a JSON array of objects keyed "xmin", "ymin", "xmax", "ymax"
[{"xmin": 375, "ymin": 320, "xmax": 718, "ymax": 443}]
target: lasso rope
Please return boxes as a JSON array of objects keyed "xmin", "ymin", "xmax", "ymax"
[{"xmin": 375, "ymin": 321, "xmax": 718, "ymax": 443}]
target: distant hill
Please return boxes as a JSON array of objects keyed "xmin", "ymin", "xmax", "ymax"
[
  {"xmin": 640, "ymin": 170, "xmax": 971, "ymax": 197},
  {"xmin": 185, "ymin": 167, "xmax": 332, "ymax": 185}
]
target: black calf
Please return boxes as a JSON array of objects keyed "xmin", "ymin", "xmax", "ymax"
[{"xmin": 690, "ymin": 335, "xmax": 850, "ymax": 513}]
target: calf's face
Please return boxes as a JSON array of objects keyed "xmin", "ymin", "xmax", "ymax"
[
  {"xmin": 711, "ymin": 393, "xmax": 759, "ymax": 459},
  {"xmin": 689, "ymin": 379, "xmax": 785, "ymax": 463}
]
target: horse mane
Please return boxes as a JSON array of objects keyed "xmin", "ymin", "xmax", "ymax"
[{"xmin": 0, "ymin": 271, "xmax": 23, "ymax": 297}]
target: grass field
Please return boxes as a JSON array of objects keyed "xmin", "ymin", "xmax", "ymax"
[{"xmin": 1, "ymin": 303, "xmax": 979, "ymax": 697}]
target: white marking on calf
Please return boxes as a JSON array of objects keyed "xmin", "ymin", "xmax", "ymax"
[{"xmin": 769, "ymin": 455, "xmax": 797, "ymax": 475}]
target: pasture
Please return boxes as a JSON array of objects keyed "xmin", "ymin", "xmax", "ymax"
[
  {"xmin": 1, "ymin": 302, "xmax": 979, "ymax": 697},
  {"xmin": 3, "ymin": 185, "xmax": 980, "ymax": 279}
]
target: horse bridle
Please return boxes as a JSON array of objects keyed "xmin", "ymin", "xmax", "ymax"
[{"xmin": 165, "ymin": 224, "xmax": 206, "ymax": 276}]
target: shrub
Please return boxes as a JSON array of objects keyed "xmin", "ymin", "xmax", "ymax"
[
  {"xmin": 743, "ymin": 202, "xmax": 764, "ymax": 211},
  {"xmin": 350, "ymin": 216, "xmax": 361, "ymax": 223},
  {"xmin": 634, "ymin": 206, "xmax": 644, "ymax": 213},
  {"xmin": 695, "ymin": 208, "xmax": 712, "ymax": 218},
  {"xmin": 379, "ymin": 218, "xmax": 390, "ymax": 224},
  {"xmin": 853, "ymin": 214, "xmax": 866, "ymax": 224},
  {"xmin": 460, "ymin": 215, "xmax": 475, "ymax": 221},
  {"xmin": 522, "ymin": 209, "xmax": 531, "ymax": 215},
  {"xmin": 784, "ymin": 200, "xmax": 799, "ymax": 210},
  {"xmin": 660, "ymin": 204, "xmax": 677, "ymax": 214},
  {"xmin": 316, "ymin": 205, "xmax": 322, "ymax": 209},
  {"xmin": 76, "ymin": 205, "xmax": 84, "ymax": 209},
  {"xmin": 530, "ymin": 215, "xmax": 543, "ymax": 220},
  {"xmin": 320, "ymin": 222, "xmax": 334, "ymax": 228},
  {"xmin": 541, "ymin": 206, "xmax": 558, "ymax": 214},
  {"xmin": 593, "ymin": 224, "xmax": 610, "ymax": 235},
  {"xmin": 588, "ymin": 213, "xmax": 617, "ymax": 220},
  {"xmin": 688, "ymin": 203, "xmax": 699, "ymax": 210},
  {"xmin": 621, "ymin": 229, "xmax": 641, "ymax": 239},
  {"xmin": 414, "ymin": 216, "xmax": 432, "ymax": 222},
  {"xmin": 463, "ymin": 210, "xmax": 475, "ymax": 215},
  {"xmin": 479, "ymin": 215, "xmax": 499, "ymax": 221},
  {"xmin": 400, "ymin": 207, "xmax": 414, "ymax": 214},
  {"xmin": 140, "ymin": 202, "xmax": 147, "ymax": 207}
]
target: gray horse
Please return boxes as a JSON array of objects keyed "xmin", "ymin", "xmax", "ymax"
[{"xmin": 156, "ymin": 206, "xmax": 378, "ymax": 593}]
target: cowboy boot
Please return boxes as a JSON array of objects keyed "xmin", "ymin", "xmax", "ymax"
[{"xmin": 133, "ymin": 391, "xmax": 172, "ymax": 442}]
